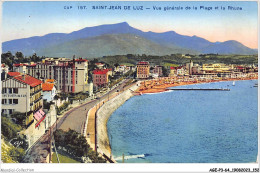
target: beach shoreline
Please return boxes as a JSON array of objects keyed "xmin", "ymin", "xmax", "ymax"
[
  {"xmin": 95, "ymin": 82, "xmax": 140, "ymax": 162},
  {"xmin": 135, "ymin": 77, "xmax": 258, "ymax": 94}
]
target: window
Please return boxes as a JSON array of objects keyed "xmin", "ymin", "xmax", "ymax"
[
  {"xmin": 13, "ymin": 99, "xmax": 18, "ymax": 104},
  {"xmin": 8, "ymin": 88, "xmax": 12, "ymax": 94},
  {"xmin": 2, "ymin": 88, "xmax": 6, "ymax": 94},
  {"xmin": 13, "ymin": 88, "xmax": 18, "ymax": 94},
  {"xmin": 8, "ymin": 99, "xmax": 12, "ymax": 104},
  {"xmin": 2, "ymin": 99, "xmax": 6, "ymax": 104},
  {"xmin": 71, "ymin": 86, "xmax": 73, "ymax": 91},
  {"xmin": 9, "ymin": 109, "xmax": 13, "ymax": 114}
]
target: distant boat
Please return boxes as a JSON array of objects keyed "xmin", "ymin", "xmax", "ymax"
[
  {"xmin": 232, "ymin": 81, "xmax": 235, "ymax": 86},
  {"xmin": 254, "ymin": 83, "xmax": 258, "ymax": 87}
]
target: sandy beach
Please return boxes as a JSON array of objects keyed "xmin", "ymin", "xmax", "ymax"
[{"xmin": 135, "ymin": 76, "xmax": 258, "ymax": 94}]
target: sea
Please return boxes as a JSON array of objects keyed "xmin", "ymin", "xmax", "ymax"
[{"xmin": 107, "ymin": 80, "xmax": 258, "ymax": 163}]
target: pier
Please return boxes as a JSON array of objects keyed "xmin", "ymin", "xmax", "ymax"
[{"xmin": 168, "ymin": 88, "xmax": 230, "ymax": 91}]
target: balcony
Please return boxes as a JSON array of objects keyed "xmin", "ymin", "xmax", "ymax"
[
  {"xmin": 31, "ymin": 89, "xmax": 42, "ymax": 96},
  {"xmin": 34, "ymin": 96, "xmax": 43, "ymax": 104},
  {"xmin": 33, "ymin": 105, "xmax": 43, "ymax": 114}
]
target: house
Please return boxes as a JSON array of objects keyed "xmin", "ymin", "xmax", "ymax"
[
  {"xmin": 169, "ymin": 66, "xmax": 185, "ymax": 76},
  {"xmin": 42, "ymin": 80, "xmax": 56, "ymax": 102},
  {"xmin": 152, "ymin": 66, "xmax": 163, "ymax": 77},
  {"xmin": 2, "ymin": 72, "xmax": 44, "ymax": 128},
  {"xmin": 169, "ymin": 67, "xmax": 177, "ymax": 77},
  {"xmin": 95, "ymin": 62, "xmax": 105, "ymax": 69},
  {"xmin": 92, "ymin": 69, "xmax": 109, "ymax": 88},
  {"xmin": 13, "ymin": 63, "xmax": 28, "ymax": 74}
]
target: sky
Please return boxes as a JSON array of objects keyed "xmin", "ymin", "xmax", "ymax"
[{"xmin": 1, "ymin": 1, "xmax": 258, "ymax": 49}]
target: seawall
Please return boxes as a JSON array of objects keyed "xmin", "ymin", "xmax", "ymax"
[{"xmin": 96, "ymin": 82, "xmax": 140, "ymax": 158}]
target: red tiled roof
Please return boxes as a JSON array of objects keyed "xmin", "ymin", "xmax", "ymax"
[
  {"xmin": 1, "ymin": 64, "xmax": 5, "ymax": 67},
  {"xmin": 93, "ymin": 69, "xmax": 109, "ymax": 75},
  {"xmin": 170, "ymin": 66, "xmax": 183, "ymax": 70},
  {"xmin": 13, "ymin": 63, "xmax": 27, "ymax": 67},
  {"xmin": 75, "ymin": 58, "xmax": 88, "ymax": 62},
  {"xmin": 107, "ymin": 68, "xmax": 113, "ymax": 71},
  {"xmin": 42, "ymin": 83, "xmax": 54, "ymax": 91},
  {"xmin": 13, "ymin": 75, "xmax": 42, "ymax": 87},
  {"xmin": 7, "ymin": 72, "xmax": 21, "ymax": 76},
  {"xmin": 28, "ymin": 64, "xmax": 36, "ymax": 67},
  {"xmin": 137, "ymin": 61, "xmax": 149, "ymax": 65},
  {"xmin": 45, "ymin": 79, "xmax": 55, "ymax": 83},
  {"xmin": 95, "ymin": 63, "xmax": 104, "ymax": 65},
  {"xmin": 236, "ymin": 66, "xmax": 245, "ymax": 69}
]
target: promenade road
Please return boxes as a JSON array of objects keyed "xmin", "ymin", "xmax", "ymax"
[
  {"xmin": 23, "ymin": 79, "xmax": 130, "ymax": 163},
  {"xmin": 59, "ymin": 79, "xmax": 130, "ymax": 133}
]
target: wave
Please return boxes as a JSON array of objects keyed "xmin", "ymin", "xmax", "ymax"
[
  {"xmin": 113, "ymin": 154, "xmax": 146, "ymax": 160},
  {"xmin": 144, "ymin": 90, "xmax": 173, "ymax": 95}
]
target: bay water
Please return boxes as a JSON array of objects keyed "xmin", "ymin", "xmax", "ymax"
[{"xmin": 107, "ymin": 80, "xmax": 258, "ymax": 163}]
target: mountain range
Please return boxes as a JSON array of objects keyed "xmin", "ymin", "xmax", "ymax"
[{"xmin": 2, "ymin": 22, "xmax": 258, "ymax": 58}]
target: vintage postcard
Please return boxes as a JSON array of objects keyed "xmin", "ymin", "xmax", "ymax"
[{"xmin": 0, "ymin": 0, "xmax": 259, "ymax": 172}]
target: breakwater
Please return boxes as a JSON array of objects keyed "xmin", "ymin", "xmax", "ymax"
[{"xmin": 96, "ymin": 82, "xmax": 140, "ymax": 158}]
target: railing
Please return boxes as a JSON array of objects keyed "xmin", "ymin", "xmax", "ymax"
[
  {"xmin": 33, "ymin": 105, "xmax": 43, "ymax": 114},
  {"xmin": 31, "ymin": 89, "xmax": 42, "ymax": 96},
  {"xmin": 34, "ymin": 96, "xmax": 43, "ymax": 104}
]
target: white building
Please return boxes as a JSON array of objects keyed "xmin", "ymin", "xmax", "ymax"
[
  {"xmin": 1, "ymin": 72, "xmax": 44, "ymax": 128},
  {"xmin": 13, "ymin": 63, "xmax": 27, "ymax": 74},
  {"xmin": 42, "ymin": 81, "xmax": 56, "ymax": 102}
]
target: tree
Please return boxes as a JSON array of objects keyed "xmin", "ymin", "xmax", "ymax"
[
  {"xmin": 15, "ymin": 52, "xmax": 24, "ymax": 59},
  {"xmin": 1, "ymin": 51, "xmax": 14, "ymax": 68},
  {"xmin": 114, "ymin": 63, "xmax": 120, "ymax": 68},
  {"xmin": 54, "ymin": 95, "xmax": 59, "ymax": 100},
  {"xmin": 10, "ymin": 112, "xmax": 26, "ymax": 127},
  {"xmin": 162, "ymin": 66, "xmax": 169, "ymax": 77},
  {"xmin": 31, "ymin": 53, "xmax": 40, "ymax": 62},
  {"xmin": 54, "ymin": 129, "xmax": 106, "ymax": 163}
]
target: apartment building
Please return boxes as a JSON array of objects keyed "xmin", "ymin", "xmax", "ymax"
[
  {"xmin": 137, "ymin": 61, "xmax": 150, "ymax": 79},
  {"xmin": 27, "ymin": 58, "xmax": 88, "ymax": 93},
  {"xmin": 152, "ymin": 66, "xmax": 163, "ymax": 77}
]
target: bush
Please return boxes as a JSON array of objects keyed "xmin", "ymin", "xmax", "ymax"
[
  {"xmin": 1, "ymin": 116, "xmax": 22, "ymax": 140},
  {"xmin": 56, "ymin": 101, "xmax": 70, "ymax": 115},
  {"xmin": 10, "ymin": 112, "xmax": 26, "ymax": 127},
  {"xmin": 8, "ymin": 146, "xmax": 25, "ymax": 162},
  {"xmin": 1, "ymin": 116, "xmax": 28, "ymax": 150},
  {"xmin": 43, "ymin": 100, "xmax": 54, "ymax": 110}
]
